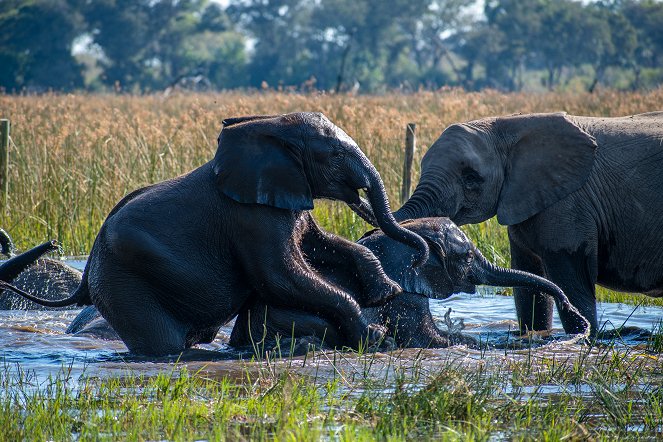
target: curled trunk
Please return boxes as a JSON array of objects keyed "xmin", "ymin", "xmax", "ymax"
[
  {"xmin": 472, "ymin": 249, "xmax": 590, "ymax": 336},
  {"xmin": 365, "ymin": 169, "xmax": 429, "ymax": 267}
]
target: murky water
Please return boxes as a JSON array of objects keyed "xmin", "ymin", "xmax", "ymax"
[{"xmin": 1, "ymin": 259, "xmax": 661, "ymax": 382}]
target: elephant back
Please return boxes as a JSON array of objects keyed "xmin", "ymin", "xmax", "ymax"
[{"xmin": 0, "ymin": 258, "xmax": 82, "ymax": 310}]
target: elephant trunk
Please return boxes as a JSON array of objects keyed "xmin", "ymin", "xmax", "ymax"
[
  {"xmin": 0, "ymin": 240, "xmax": 60, "ymax": 282},
  {"xmin": 365, "ymin": 168, "xmax": 429, "ymax": 267},
  {"xmin": 394, "ymin": 180, "xmax": 451, "ymax": 222},
  {"xmin": 471, "ymin": 249, "xmax": 590, "ymax": 336}
]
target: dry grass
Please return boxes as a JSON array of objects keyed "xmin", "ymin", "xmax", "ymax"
[{"xmin": 1, "ymin": 89, "xmax": 662, "ymax": 305}]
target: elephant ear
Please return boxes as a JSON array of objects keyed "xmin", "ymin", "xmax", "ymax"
[
  {"xmin": 221, "ymin": 115, "xmax": 280, "ymax": 128},
  {"xmin": 496, "ymin": 113, "xmax": 597, "ymax": 225},
  {"xmin": 213, "ymin": 115, "xmax": 314, "ymax": 210}
]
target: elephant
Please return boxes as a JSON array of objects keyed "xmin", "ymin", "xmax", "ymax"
[
  {"xmin": 0, "ymin": 230, "xmax": 81, "ymax": 310},
  {"xmin": 230, "ymin": 216, "xmax": 588, "ymax": 349},
  {"xmin": 1, "ymin": 112, "xmax": 430, "ymax": 356},
  {"xmin": 0, "ymin": 228, "xmax": 16, "ymax": 257},
  {"xmin": 67, "ymin": 217, "xmax": 587, "ymax": 350},
  {"xmin": 394, "ymin": 111, "xmax": 663, "ymax": 335}
]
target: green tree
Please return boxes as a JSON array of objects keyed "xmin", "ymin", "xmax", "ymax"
[
  {"xmin": 621, "ymin": 0, "xmax": 663, "ymax": 88},
  {"xmin": 83, "ymin": 0, "xmax": 247, "ymax": 91},
  {"xmin": 585, "ymin": 3, "xmax": 637, "ymax": 92},
  {"xmin": 0, "ymin": 0, "xmax": 84, "ymax": 91}
]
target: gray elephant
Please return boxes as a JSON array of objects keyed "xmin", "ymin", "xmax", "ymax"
[
  {"xmin": 0, "ymin": 230, "xmax": 81, "ymax": 310},
  {"xmin": 229, "ymin": 216, "xmax": 587, "ymax": 350},
  {"xmin": 394, "ymin": 111, "xmax": 663, "ymax": 335},
  {"xmin": 68, "ymin": 216, "xmax": 586, "ymax": 349},
  {"xmin": 2, "ymin": 112, "xmax": 429, "ymax": 356}
]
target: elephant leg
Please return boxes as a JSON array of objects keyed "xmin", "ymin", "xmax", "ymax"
[
  {"xmin": 510, "ymin": 236, "xmax": 554, "ymax": 334},
  {"xmin": 381, "ymin": 294, "xmax": 477, "ymax": 348},
  {"xmin": 302, "ymin": 215, "xmax": 400, "ymax": 306},
  {"xmin": 91, "ymin": 269, "xmax": 191, "ymax": 356},
  {"xmin": 66, "ymin": 305, "xmax": 102, "ymax": 333},
  {"xmin": 238, "ymin": 220, "xmax": 386, "ymax": 348},
  {"xmin": 229, "ymin": 301, "xmax": 343, "ymax": 348},
  {"xmin": 541, "ymin": 250, "xmax": 598, "ymax": 335}
]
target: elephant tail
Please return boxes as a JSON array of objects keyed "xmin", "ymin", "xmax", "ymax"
[{"xmin": 0, "ymin": 269, "xmax": 91, "ymax": 307}]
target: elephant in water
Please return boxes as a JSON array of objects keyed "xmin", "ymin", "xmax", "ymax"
[
  {"xmin": 68, "ymin": 217, "xmax": 587, "ymax": 351},
  {"xmin": 229, "ymin": 217, "xmax": 588, "ymax": 350},
  {"xmin": 394, "ymin": 112, "xmax": 663, "ymax": 335},
  {"xmin": 0, "ymin": 230, "xmax": 81, "ymax": 310},
  {"xmin": 0, "ymin": 113, "xmax": 430, "ymax": 357}
]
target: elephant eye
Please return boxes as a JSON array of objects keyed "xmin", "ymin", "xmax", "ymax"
[{"xmin": 461, "ymin": 168, "xmax": 483, "ymax": 192}]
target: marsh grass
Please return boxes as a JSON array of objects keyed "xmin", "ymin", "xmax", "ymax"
[
  {"xmin": 2, "ymin": 89, "xmax": 663, "ymax": 307},
  {"xmin": 1, "ymin": 335, "xmax": 661, "ymax": 441}
]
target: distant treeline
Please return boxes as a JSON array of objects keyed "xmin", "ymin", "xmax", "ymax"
[{"xmin": 1, "ymin": 0, "xmax": 662, "ymax": 93}]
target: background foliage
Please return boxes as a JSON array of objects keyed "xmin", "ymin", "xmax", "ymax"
[{"xmin": 1, "ymin": 0, "xmax": 663, "ymax": 93}]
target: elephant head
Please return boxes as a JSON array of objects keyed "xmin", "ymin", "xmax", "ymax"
[
  {"xmin": 394, "ymin": 113, "xmax": 597, "ymax": 226},
  {"xmin": 359, "ymin": 218, "xmax": 585, "ymax": 317},
  {"xmin": 214, "ymin": 112, "xmax": 428, "ymax": 266},
  {"xmin": 0, "ymin": 240, "xmax": 60, "ymax": 283}
]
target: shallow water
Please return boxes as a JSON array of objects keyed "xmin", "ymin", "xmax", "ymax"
[{"xmin": 0, "ymin": 258, "xmax": 661, "ymax": 382}]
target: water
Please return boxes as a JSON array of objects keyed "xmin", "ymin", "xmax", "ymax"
[{"xmin": 0, "ymin": 259, "xmax": 661, "ymax": 382}]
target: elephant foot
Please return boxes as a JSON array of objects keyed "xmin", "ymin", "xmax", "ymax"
[
  {"xmin": 446, "ymin": 332, "xmax": 479, "ymax": 349},
  {"xmin": 73, "ymin": 318, "xmax": 121, "ymax": 341},
  {"xmin": 361, "ymin": 279, "xmax": 402, "ymax": 307},
  {"xmin": 357, "ymin": 323, "xmax": 395, "ymax": 351}
]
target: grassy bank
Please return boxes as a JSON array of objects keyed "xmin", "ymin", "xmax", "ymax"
[
  {"xmin": 2, "ymin": 89, "xmax": 663, "ymax": 308},
  {"xmin": 1, "ymin": 338, "xmax": 662, "ymax": 441}
]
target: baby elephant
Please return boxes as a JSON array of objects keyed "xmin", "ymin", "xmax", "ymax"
[
  {"xmin": 229, "ymin": 217, "xmax": 589, "ymax": 349},
  {"xmin": 0, "ymin": 230, "xmax": 81, "ymax": 310}
]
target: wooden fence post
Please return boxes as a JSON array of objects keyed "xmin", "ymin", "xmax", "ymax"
[
  {"xmin": 401, "ymin": 122, "xmax": 416, "ymax": 204},
  {"xmin": 0, "ymin": 119, "xmax": 9, "ymax": 213}
]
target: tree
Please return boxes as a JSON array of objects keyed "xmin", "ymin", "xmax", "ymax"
[
  {"xmin": 621, "ymin": 0, "xmax": 663, "ymax": 88},
  {"xmin": 585, "ymin": 3, "xmax": 637, "ymax": 92},
  {"xmin": 0, "ymin": 0, "xmax": 84, "ymax": 91},
  {"xmin": 83, "ymin": 0, "xmax": 247, "ymax": 91}
]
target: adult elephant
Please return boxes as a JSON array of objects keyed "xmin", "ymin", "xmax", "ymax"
[
  {"xmin": 0, "ymin": 230, "xmax": 81, "ymax": 310},
  {"xmin": 394, "ymin": 112, "xmax": 663, "ymax": 335},
  {"xmin": 230, "ymin": 217, "xmax": 587, "ymax": 349},
  {"xmin": 3, "ymin": 112, "xmax": 429, "ymax": 356}
]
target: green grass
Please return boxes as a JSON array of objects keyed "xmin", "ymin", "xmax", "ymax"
[{"xmin": 1, "ymin": 338, "xmax": 661, "ymax": 441}]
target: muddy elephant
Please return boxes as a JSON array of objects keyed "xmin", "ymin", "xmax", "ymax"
[
  {"xmin": 229, "ymin": 217, "xmax": 588, "ymax": 349},
  {"xmin": 3, "ymin": 112, "xmax": 430, "ymax": 356},
  {"xmin": 0, "ymin": 230, "xmax": 81, "ymax": 310},
  {"xmin": 394, "ymin": 112, "xmax": 663, "ymax": 335}
]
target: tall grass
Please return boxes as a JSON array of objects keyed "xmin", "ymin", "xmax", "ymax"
[{"xmin": 2, "ymin": 89, "xmax": 663, "ymax": 306}]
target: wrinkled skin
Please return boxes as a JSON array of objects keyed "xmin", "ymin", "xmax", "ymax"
[
  {"xmin": 4, "ymin": 112, "xmax": 430, "ymax": 357},
  {"xmin": 395, "ymin": 112, "xmax": 663, "ymax": 335},
  {"xmin": 0, "ymin": 230, "xmax": 81, "ymax": 310},
  {"xmin": 229, "ymin": 217, "xmax": 587, "ymax": 349},
  {"xmin": 0, "ymin": 233, "xmax": 80, "ymax": 310}
]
